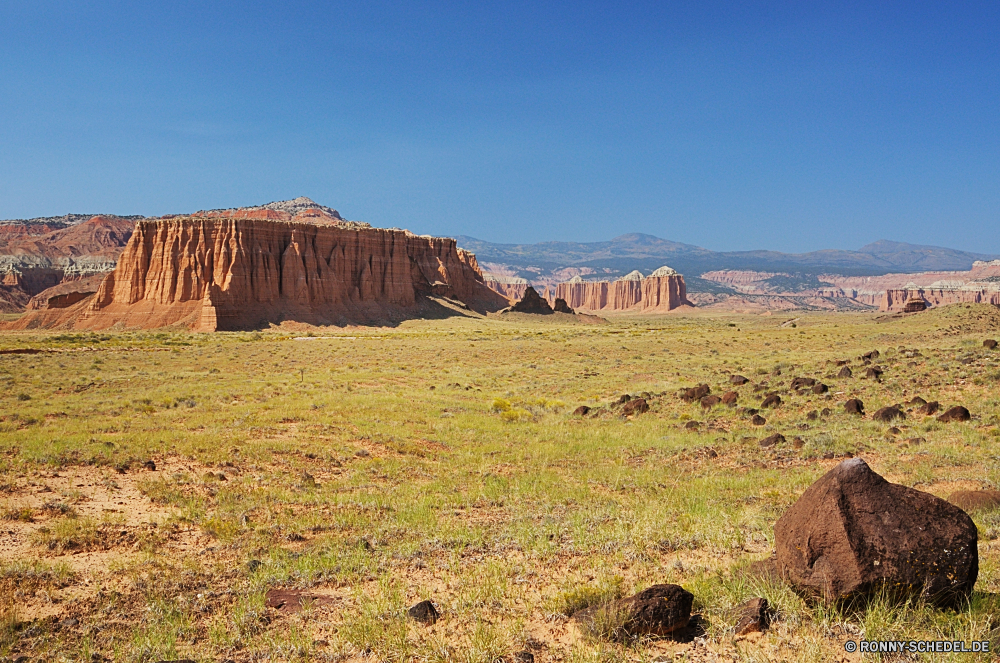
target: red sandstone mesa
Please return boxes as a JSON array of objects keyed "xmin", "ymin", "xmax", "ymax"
[
  {"xmin": 551, "ymin": 266, "xmax": 691, "ymax": 313},
  {"xmin": 10, "ymin": 216, "xmax": 507, "ymax": 331}
]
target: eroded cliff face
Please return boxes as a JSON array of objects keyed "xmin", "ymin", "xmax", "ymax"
[
  {"xmin": 550, "ymin": 268, "xmax": 689, "ymax": 313},
  {"xmin": 11, "ymin": 217, "xmax": 507, "ymax": 331},
  {"xmin": 483, "ymin": 274, "xmax": 529, "ymax": 302}
]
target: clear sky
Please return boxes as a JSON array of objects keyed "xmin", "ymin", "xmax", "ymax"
[{"xmin": 1, "ymin": 1, "xmax": 998, "ymax": 253}]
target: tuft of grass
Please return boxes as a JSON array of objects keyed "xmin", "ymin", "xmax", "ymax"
[{"xmin": 548, "ymin": 576, "xmax": 625, "ymax": 617}]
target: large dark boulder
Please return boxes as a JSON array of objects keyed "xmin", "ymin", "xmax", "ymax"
[
  {"xmin": 790, "ymin": 377, "xmax": 816, "ymax": 390},
  {"xmin": 510, "ymin": 287, "xmax": 553, "ymax": 314},
  {"xmin": 553, "ymin": 298, "xmax": 575, "ymax": 314},
  {"xmin": 775, "ymin": 458, "xmax": 978, "ymax": 608},
  {"xmin": 729, "ymin": 374, "xmax": 750, "ymax": 385},
  {"xmin": 872, "ymin": 406, "xmax": 905, "ymax": 423},
  {"xmin": 679, "ymin": 384, "xmax": 710, "ymax": 403},
  {"xmin": 938, "ymin": 406, "xmax": 971, "ymax": 423},
  {"xmin": 622, "ymin": 398, "xmax": 649, "ymax": 416},
  {"xmin": 760, "ymin": 393, "xmax": 782, "ymax": 408},
  {"xmin": 844, "ymin": 399, "xmax": 865, "ymax": 415},
  {"xmin": 837, "ymin": 366, "xmax": 853, "ymax": 379},
  {"xmin": 578, "ymin": 584, "xmax": 693, "ymax": 637}
]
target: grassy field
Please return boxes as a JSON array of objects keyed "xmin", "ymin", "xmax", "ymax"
[{"xmin": 1, "ymin": 304, "xmax": 999, "ymax": 662}]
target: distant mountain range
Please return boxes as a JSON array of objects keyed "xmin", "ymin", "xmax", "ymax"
[{"xmin": 456, "ymin": 234, "xmax": 1000, "ymax": 285}]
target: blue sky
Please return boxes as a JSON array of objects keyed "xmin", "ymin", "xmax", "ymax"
[{"xmin": 1, "ymin": 1, "xmax": 998, "ymax": 253}]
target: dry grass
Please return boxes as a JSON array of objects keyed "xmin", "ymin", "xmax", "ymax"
[{"xmin": 0, "ymin": 305, "xmax": 999, "ymax": 660}]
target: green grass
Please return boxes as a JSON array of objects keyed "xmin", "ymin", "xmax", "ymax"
[{"xmin": 1, "ymin": 304, "xmax": 999, "ymax": 660}]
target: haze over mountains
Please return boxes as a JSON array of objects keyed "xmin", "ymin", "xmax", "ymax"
[{"xmin": 456, "ymin": 234, "xmax": 1000, "ymax": 286}]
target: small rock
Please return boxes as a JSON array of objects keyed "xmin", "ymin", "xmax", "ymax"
[
  {"xmin": 572, "ymin": 405, "xmax": 591, "ymax": 416},
  {"xmin": 679, "ymin": 384, "xmax": 711, "ymax": 403},
  {"xmin": 916, "ymin": 401, "xmax": 940, "ymax": 416},
  {"xmin": 938, "ymin": 406, "xmax": 971, "ymax": 423},
  {"xmin": 865, "ymin": 366, "xmax": 883, "ymax": 381},
  {"xmin": 512, "ymin": 652, "xmax": 535, "ymax": 663},
  {"xmin": 407, "ymin": 600, "xmax": 440, "ymax": 625},
  {"xmin": 820, "ymin": 407, "xmax": 832, "ymax": 417},
  {"xmin": 806, "ymin": 410, "xmax": 818, "ymax": 421},
  {"xmin": 837, "ymin": 366, "xmax": 853, "ymax": 378},
  {"xmin": 907, "ymin": 396, "xmax": 927, "ymax": 407},
  {"xmin": 872, "ymin": 406, "xmax": 905, "ymax": 423},
  {"xmin": 684, "ymin": 420, "xmax": 701, "ymax": 430},
  {"xmin": 730, "ymin": 374, "xmax": 750, "ymax": 385},
  {"xmin": 862, "ymin": 350, "xmax": 880, "ymax": 361},
  {"xmin": 700, "ymin": 395, "xmax": 722, "ymax": 409},
  {"xmin": 844, "ymin": 399, "xmax": 865, "ymax": 416},
  {"xmin": 615, "ymin": 394, "xmax": 632, "ymax": 405},
  {"xmin": 622, "ymin": 398, "xmax": 649, "ymax": 416},
  {"xmin": 811, "ymin": 383, "xmax": 828, "ymax": 394},
  {"xmin": 790, "ymin": 377, "xmax": 816, "ymax": 390},
  {"xmin": 792, "ymin": 437, "xmax": 805, "ymax": 449},
  {"xmin": 759, "ymin": 433, "xmax": 785, "ymax": 448},
  {"xmin": 984, "ymin": 339, "xmax": 998, "ymax": 350},
  {"xmin": 142, "ymin": 460, "xmax": 156, "ymax": 471},
  {"xmin": 760, "ymin": 393, "xmax": 782, "ymax": 408},
  {"xmin": 750, "ymin": 414, "xmax": 766, "ymax": 426},
  {"xmin": 887, "ymin": 427, "xmax": 901, "ymax": 435},
  {"xmin": 733, "ymin": 597, "xmax": 771, "ymax": 636},
  {"xmin": 578, "ymin": 584, "xmax": 693, "ymax": 637},
  {"xmin": 721, "ymin": 391, "xmax": 738, "ymax": 406}
]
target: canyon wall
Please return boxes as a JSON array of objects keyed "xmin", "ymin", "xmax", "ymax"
[
  {"xmin": 10, "ymin": 216, "xmax": 508, "ymax": 331},
  {"xmin": 549, "ymin": 266, "xmax": 689, "ymax": 313},
  {"xmin": 482, "ymin": 274, "xmax": 529, "ymax": 302}
]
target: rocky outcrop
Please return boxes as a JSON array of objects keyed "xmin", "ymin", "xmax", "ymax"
[
  {"xmin": 482, "ymin": 274, "xmax": 529, "ymax": 302},
  {"xmin": 551, "ymin": 267, "xmax": 690, "ymax": 314},
  {"xmin": 9, "ymin": 216, "xmax": 507, "ymax": 331},
  {"xmin": 508, "ymin": 286, "xmax": 553, "ymax": 314}
]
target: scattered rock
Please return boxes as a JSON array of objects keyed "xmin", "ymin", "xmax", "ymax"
[
  {"xmin": 407, "ymin": 600, "xmax": 440, "ymax": 625},
  {"xmin": 684, "ymin": 420, "xmax": 701, "ymax": 430},
  {"xmin": 721, "ymin": 391, "xmax": 738, "ymax": 406},
  {"xmin": 680, "ymin": 384, "xmax": 711, "ymax": 403},
  {"xmin": 872, "ymin": 406, "xmax": 905, "ymax": 423},
  {"xmin": 775, "ymin": 458, "xmax": 978, "ymax": 608},
  {"xmin": 862, "ymin": 350, "xmax": 880, "ymax": 361},
  {"xmin": 510, "ymin": 287, "xmax": 553, "ymax": 314},
  {"xmin": 938, "ymin": 406, "xmax": 971, "ymax": 423},
  {"xmin": 865, "ymin": 367, "xmax": 884, "ymax": 381},
  {"xmin": 573, "ymin": 405, "xmax": 591, "ymax": 416},
  {"xmin": 730, "ymin": 374, "xmax": 750, "ymax": 385},
  {"xmin": 760, "ymin": 393, "xmax": 782, "ymax": 408},
  {"xmin": 948, "ymin": 490, "xmax": 1000, "ymax": 512},
  {"xmin": 916, "ymin": 401, "xmax": 940, "ymax": 416},
  {"xmin": 792, "ymin": 437, "xmax": 805, "ymax": 449},
  {"xmin": 552, "ymin": 298, "xmax": 575, "ymax": 314},
  {"xmin": 700, "ymin": 395, "xmax": 722, "ymax": 409},
  {"xmin": 984, "ymin": 340, "xmax": 998, "ymax": 350},
  {"xmin": 744, "ymin": 407, "xmax": 759, "ymax": 415},
  {"xmin": 512, "ymin": 652, "xmax": 535, "ymax": 663},
  {"xmin": 811, "ymin": 383, "xmax": 828, "ymax": 394},
  {"xmin": 844, "ymin": 399, "xmax": 865, "ymax": 415},
  {"xmin": 750, "ymin": 414, "xmax": 766, "ymax": 426},
  {"xmin": 806, "ymin": 410, "xmax": 818, "ymax": 421},
  {"xmin": 733, "ymin": 597, "xmax": 772, "ymax": 636},
  {"xmin": 590, "ymin": 584, "xmax": 694, "ymax": 637},
  {"xmin": 142, "ymin": 460, "xmax": 156, "ymax": 471},
  {"xmin": 837, "ymin": 366, "xmax": 853, "ymax": 379},
  {"xmin": 790, "ymin": 377, "xmax": 816, "ymax": 390},
  {"xmin": 906, "ymin": 396, "xmax": 927, "ymax": 407},
  {"xmin": 887, "ymin": 427, "xmax": 901, "ymax": 435},
  {"xmin": 615, "ymin": 394, "xmax": 632, "ymax": 405},
  {"xmin": 821, "ymin": 407, "xmax": 831, "ymax": 416},
  {"xmin": 759, "ymin": 433, "xmax": 785, "ymax": 448},
  {"xmin": 622, "ymin": 398, "xmax": 649, "ymax": 416}
]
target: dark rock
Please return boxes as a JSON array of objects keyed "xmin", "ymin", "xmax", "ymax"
[
  {"xmin": 862, "ymin": 350, "xmax": 881, "ymax": 361},
  {"xmin": 984, "ymin": 340, "xmax": 998, "ymax": 350},
  {"xmin": 572, "ymin": 405, "xmax": 591, "ymax": 417},
  {"xmin": 615, "ymin": 394, "xmax": 632, "ymax": 405},
  {"xmin": 872, "ymin": 406, "xmax": 905, "ymax": 423},
  {"xmin": 837, "ymin": 366, "xmax": 853, "ymax": 379},
  {"xmin": 775, "ymin": 458, "xmax": 978, "ymax": 608},
  {"xmin": 622, "ymin": 398, "xmax": 649, "ymax": 416},
  {"xmin": 938, "ymin": 406, "xmax": 971, "ymax": 423},
  {"xmin": 806, "ymin": 410, "xmax": 818, "ymax": 421},
  {"xmin": 790, "ymin": 377, "xmax": 816, "ymax": 390},
  {"xmin": 512, "ymin": 652, "xmax": 535, "ymax": 663},
  {"xmin": 821, "ymin": 407, "xmax": 832, "ymax": 417},
  {"xmin": 700, "ymin": 395, "xmax": 722, "ymax": 409},
  {"xmin": 916, "ymin": 401, "xmax": 940, "ymax": 416},
  {"xmin": 865, "ymin": 367, "xmax": 883, "ymax": 381},
  {"xmin": 721, "ymin": 391, "xmax": 738, "ymax": 406},
  {"xmin": 552, "ymin": 298, "xmax": 574, "ymax": 314},
  {"xmin": 750, "ymin": 414, "xmax": 766, "ymax": 426},
  {"xmin": 407, "ymin": 600, "xmax": 440, "ymax": 625},
  {"xmin": 759, "ymin": 433, "xmax": 785, "ymax": 448},
  {"xmin": 143, "ymin": 460, "xmax": 156, "ymax": 471},
  {"xmin": 948, "ymin": 490, "xmax": 1000, "ymax": 512},
  {"xmin": 615, "ymin": 584, "xmax": 694, "ymax": 636},
  {"xmin": 733, "ymin": 597, "xmax": 771, "ymax": 636},
  {"xmin": 792, "ymin": 437, "xmax": 805, "ymax": 449},
  {"xmin": 729, "ymin": 374, "xmax": 750, "ymax": 385},
  {"xmin": 760, "ymin": 393, "xmax": 782, "ymax": 408},
  {"xmin": 844, "ymin": 399, "xmax": 865, "ymax": 415},
  {"xmin": 246, "ymin": 559, "xmax": 263, "ymax": 573},
  {"xmin": 684, "ymin": 420, "xmax": 700, "ymax": 430},
  {"xmin": 835, "ymin": 359, "xmax": 849, "ymax": 366},
  {"xmin": 744, "ymin": 407, "xmax": 759, "ymax": 415},
  {"xmin": 811, "ymin": 383, "xmax": 828, "ymax": 394},
  {"xmin": 906, "ymin": 396, "xmax": 927, "ymax": 407},
  {"xmin": 887, "ymin": 427, "xmax": 901, "ymax": 435},
  {"xmin": 679, "ymin": 384, "xmax": 711, "ymax": 403},
  {"xmin": 510, "ymin": 287, "xmax": 553, "ymax": 314}
]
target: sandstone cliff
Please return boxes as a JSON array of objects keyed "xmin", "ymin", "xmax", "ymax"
[
  {"xmin": 551, "ymin": 267, "xmax": 690, "ymax": 313},
  {"xmin": 482, "ymin": 274, "xmax": 529, "ymax": 302},
  {"xmin": 10, "ymin": 216, "xmax": 507, "ymax": 331}
]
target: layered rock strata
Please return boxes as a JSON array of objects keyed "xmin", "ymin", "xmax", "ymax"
[
  {"xmin": 9, "ymin": 216, "xmax": 507, "ymax": 331},
  {"xmin": 482, "ymin": 274, "xmax": 529, "ymax": 302},
  {"xmin": 551, "ymin": 266, "xmax": 690, "ymax": 313}
]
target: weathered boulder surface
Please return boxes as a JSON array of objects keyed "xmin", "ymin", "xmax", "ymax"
[
  {"xmin": 578, "ymin": 584, "xmax": 693, "ymax": 637},
  {"xmin": 775, "ymin": 458, "xmax": 978, "ymax": 607},
  {"xmin": 938, "ymin": 406, "xmax": 971, "ymax": 423},
  {"xmin": 844, "ymin": 399, "xmax": 865, "ymax": 415},
  {"xmin": 8, "ymin": 216, "xmax": 508, "ymax": 331}
]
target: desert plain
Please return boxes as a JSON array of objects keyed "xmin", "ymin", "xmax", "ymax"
[{"xmin": 1, "ymin": 305, "xmax": 999, "ymax": 662}]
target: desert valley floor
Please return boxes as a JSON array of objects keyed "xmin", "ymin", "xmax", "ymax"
[{"xmin": 1, "ymin": 305, "xmax": 999, "ymax": 662}]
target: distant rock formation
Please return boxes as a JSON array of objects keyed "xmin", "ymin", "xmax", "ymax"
[
  {"xmin": 8, "ymin": 215, "xmax": 507, "ymax": 331},
  {"xmin": 482, "ymin": 273, "xmax": 529, "ymax": 302},
  {"xmin": 508, "ymin": 286, "xmax": 553, "ymax": 314},
  {"xmin": 551, "ymin": 267, "xmax": 690, "ymax": 313}
]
